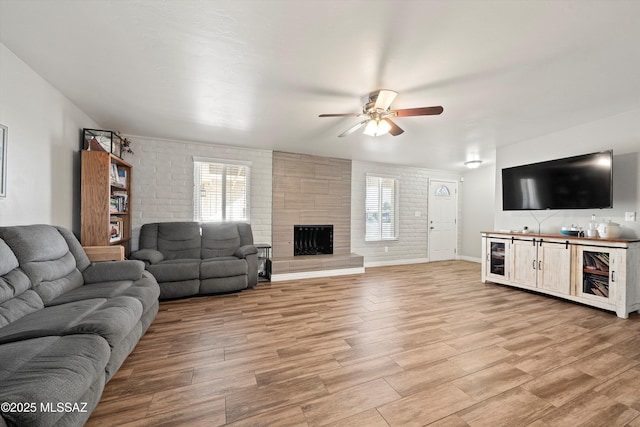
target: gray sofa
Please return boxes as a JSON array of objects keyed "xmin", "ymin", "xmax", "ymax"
[
  {"xmin": 0, "ymin": 224, "xmax": 160, "ymax": 427},
  {"xmin": 131, "ymin": 222, "xmax": 258, "ymax": 300}
]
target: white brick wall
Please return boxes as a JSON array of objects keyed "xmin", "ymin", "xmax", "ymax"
[
  {"xmin": 123, "ymin": 136, "xmax": 272, "ymax": 250},
  {"xmin": 120, "ymin": 135, "xmax": 461, "ymax": 264},
  {"xmin": 351, "ymin": 160, "xmax": 461, "ymax": 265}
]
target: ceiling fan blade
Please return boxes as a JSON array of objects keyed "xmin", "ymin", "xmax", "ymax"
[
  {"xmin": 338, "ymin": 120, "xmax": 369, "ymax": 137},
  {"xmin": 373, "ymin": 89, "xmax": 398, "ymax": 110},
  {"xmin": 319, "ymin": 113, "xmax": 361, "ymax": 117},
  {"xmin": 392, "ymin": 106, "xmax": 444, "ymax": 117},
  {"xmin": 384, "ymin": 118, "xmax": 404, "ymax": 136}
]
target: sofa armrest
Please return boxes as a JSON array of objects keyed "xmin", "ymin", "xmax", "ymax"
[
  {"xmin": 234, "ymin": 244, "xmax": 258, "ymax": 259},
  {"xmin": 83, "ymin": 245, "xmax": 125, "ymax": 262},
  {"xmin": 130, "ymin": 249, "xmax": 164, "ymax": 265},
  {"xmin": 83, "ymin": 260, "xmax": 145, "ymax": 284}
]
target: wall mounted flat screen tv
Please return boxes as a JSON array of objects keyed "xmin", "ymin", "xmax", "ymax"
[{"xmin": 502, "ymin": 150, "xmax": 613, "ymax": 211}]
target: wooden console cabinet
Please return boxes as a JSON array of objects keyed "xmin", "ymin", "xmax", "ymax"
[{"xmin": 481, "ymin": 232, "xmax": 640, "ymax": 318}]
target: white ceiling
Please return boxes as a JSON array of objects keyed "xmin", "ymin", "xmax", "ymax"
[{"xmin": 2, "ymin": 0, "xmax": 640, "ymax": 171}]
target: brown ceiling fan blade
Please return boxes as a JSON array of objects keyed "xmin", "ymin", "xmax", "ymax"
[
  {"xmin": 338, "ymin": 120, "xmax": 369, "ymax": 137},
  {"xmin": 384, "ymin": 119, "xmax": 404, "ymax": 136},
  {"xmin": 373, "ymin": 89, "xmax": 398, "ymax": 110},
  {"xmin": 392, "ymin": 106, "xmax": 444, "ymax": 117},
  {"xmin": 319, "ymin": 113, "xmax": 360, "ymax": 118}
]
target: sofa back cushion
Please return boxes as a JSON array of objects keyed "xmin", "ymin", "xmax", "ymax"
[
  {"xmin": 0, "ymin": 225, "xmax": 84, "ymax": 305},
  {"xmin": 201, "ymin": 223, "xmax": 253, "ymax": 258},
  {"xmin": 139, "ymin": 222, "xmax": 201, "ymax": 260},
  {"xmin": 0, "ymin": 238, "xmax": 44, "ymax": 328}
]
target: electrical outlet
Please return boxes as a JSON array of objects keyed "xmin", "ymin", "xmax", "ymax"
[
  {"xmin": 625, "ymin": 212, "xmax": 636, "ymax": 221},
  {"xmin": 384, "ymin": 246, "xmax": 388, "ymax": 253}
]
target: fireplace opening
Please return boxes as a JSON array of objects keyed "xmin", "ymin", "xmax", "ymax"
[{"xmin": 294, "ymin": 225, "xmax": 333, "ymax": 256}]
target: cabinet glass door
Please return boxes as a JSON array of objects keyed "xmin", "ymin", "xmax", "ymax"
[
  {"xmin": 582, "ymin": 250, "xmax": 610, "ymax": 299},
  {"xmin": 490, "ymin": 241, "xmax": 506, "ymax": 276}
]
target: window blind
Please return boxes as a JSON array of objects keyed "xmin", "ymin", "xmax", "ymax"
[
  {"xmin": 194, "ymin": 160, "xmax": 250, "ymax": 222},
  {"xmin": 365, "ymin": 175, "xmax": 398, "ymax": 241}
]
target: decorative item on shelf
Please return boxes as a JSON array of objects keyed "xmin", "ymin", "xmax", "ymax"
[
  {"xmin": 83, "ymin": 129, "xmax": 125, "ymax": 158},
  {"xmin": 120, "ymin": 137, "xmax": 134, "ymax": 156},
  {"xmin": 597, "ymin": 220, "xmax": 622, "ymax": 239},
  {"xmin": 560, "ymin": 225, "xmax": 581, "ymax": 236},
  {"xmin": 586, "ymin": 214, "xmax": 599, "ymax": 237}
]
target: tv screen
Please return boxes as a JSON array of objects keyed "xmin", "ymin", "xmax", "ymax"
[{"xmin": 502, "ymin": 150, "xmax": 613, "ymax": 211}]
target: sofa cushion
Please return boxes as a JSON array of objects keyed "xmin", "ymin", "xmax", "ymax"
[
  {"xmin": 0, "ymin": 239, "xmax": 45, "ymax": 328},
  {"xmin": 200, "ymin": 257, "xmax": 247, "ymax": 278},
  {"xmin": 55, "ymin": 226, "xmax": 92, "ymax": 271},
  {"xmin": 0, "ymin": 297, "xmax": 143, "ymax": 348},
  {"xmin": 47, "ymin": 271, "xmax": 160, "ymax": 315},
  {"xmin": 158, "ymin": 280, "xmax": 201, "ymax": 300},
  {"xmin": 200, "ymin": 276, "xmax": 247, "ymax": 294},
  {"xmin": 0, "ymin": 225, "xmax": 84, "ymax": 305},
  {"xmin": 0, "ymin": 335, "xmax": 109, "ymax": 427},
  {"xmin": 139, "ymin": 222, "xmax": 201, "ymax": 260},
  {"xmin": 82, "ymin": 260, "xmax": 145, "ymax": 284},
  {"xmin": 147, "ymin": 259, "xmax": 201, "ymax": 283},
  {"xmin": 201, "ymin": 223, "xmax": 243, "ymax": 257}
]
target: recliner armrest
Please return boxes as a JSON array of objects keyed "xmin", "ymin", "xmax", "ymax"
[
  {"xmin": 234, "ymin": 245, "xmax": 258, "ymax": 259},
  {"xmin": 130, "ymin": 249, "xmax": 164, "ymax": 266},
  {"xmin": 83, "ymin": 260, "xmax": 145, "ymax": 284}
]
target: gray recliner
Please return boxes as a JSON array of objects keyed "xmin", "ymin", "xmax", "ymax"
[
  {"xmin": 131, "ymin": 222, "xmax": 258, "ymax": 299},
  {"xmin": 0, "ymin": 224, "xmax": 160, "ymax": 427}
]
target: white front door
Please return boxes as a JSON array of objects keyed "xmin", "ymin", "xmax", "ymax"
[{"xmin": 428, "ymin": 180, "xmax": 458, "ymax": 261}]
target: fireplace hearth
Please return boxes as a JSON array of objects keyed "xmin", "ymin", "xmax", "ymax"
[{"xmin": 294, "ymin": 225, "xmax": 333, "ymax": 256}]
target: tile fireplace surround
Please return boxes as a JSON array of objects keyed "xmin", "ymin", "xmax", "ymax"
[{"xmin": 271, "ymin": 152, "xmax": 363, "ymax": 280}]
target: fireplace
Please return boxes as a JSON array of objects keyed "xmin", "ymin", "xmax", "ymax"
[{"xmin": 294, "ymin": 225, "xmax": 333, "ymax": 256}]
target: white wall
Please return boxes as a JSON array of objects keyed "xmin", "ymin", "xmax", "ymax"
[
  {"xmin": 351, "ymin": 160, "xmax": 460, "ymax": 266},
  {"xmin": 460, "ymin": 164, "xmax": 495, "ymax": 261},
  {"xmin": 125, "ymin": 136, "xmax": 272, "ymax": 249},
  {"xmin": 495, "ymin": 108, "xmax": 640, "ymax": 238},
  {"xmin": 0, "ymin": 43, "xmax": 100, "ymax": 232}
]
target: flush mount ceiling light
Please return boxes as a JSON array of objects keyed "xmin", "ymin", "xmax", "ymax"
[{"xmin": 464, "ymin": 160, "xmax": 482, "ymax": 169}]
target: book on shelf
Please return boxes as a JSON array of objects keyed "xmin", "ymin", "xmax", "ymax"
[
  {"xmin": 583, "ymin": 252, "xmax": 609, "ymax": 272},
  {"xmin": 585, "ymin": 275, "xmax": 609, "ymax": 298},
  {"xmin": 109, "ymin": 219, "xmax": 123, "ymax": 242},
  {"xmin": 109, "ymin": 164, "xmax": 126, "ymax": 188},
  {"xmin": 110, "ymin": 191, "xmax": 128, "ymax": 213},
  {"xmin": 117, "ymin": 169, "xmax": 127, "ymax": 187}
]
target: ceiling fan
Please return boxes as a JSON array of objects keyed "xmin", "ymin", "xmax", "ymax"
[{"xmin": 319, "ymin": 89, "xmax": 443, "ymax": 137}]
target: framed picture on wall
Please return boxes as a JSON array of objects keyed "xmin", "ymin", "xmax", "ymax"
[{"xmin": 0, "ymin": 124, "xmax": 7, "ymax": 198}]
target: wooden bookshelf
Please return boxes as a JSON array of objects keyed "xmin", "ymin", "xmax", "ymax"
[{"xmin": 81, "ymin": 150, "xmax": 132, "ymax": 257}]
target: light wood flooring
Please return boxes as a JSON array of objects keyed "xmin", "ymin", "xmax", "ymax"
[{"xmin": 87, "ymin": 261, "xmax": 640, "ymax": 426}]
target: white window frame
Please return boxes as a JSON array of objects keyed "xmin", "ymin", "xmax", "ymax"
[
  {"xmin": 193, "ymin": 157, "xmax": 251, "ymax": 223},
  {"xmin": 365, "ymin": 173, "xmax": 399, "ymax": 241}
]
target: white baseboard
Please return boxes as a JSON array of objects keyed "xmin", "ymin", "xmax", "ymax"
[
  {"xmin": 366, "ymin": 256, "xmax": 482, "ymax": 267},
  {"xmin": 270, "ymin": 267, "xmax": 365, "ymax": 282},
  {"xmin": 458, "ymin": 255, "xmax": 482, "ymax": 263},
  {"xmin": 364, "ymin": 258, "xmax": 429, "ymax": 268}
]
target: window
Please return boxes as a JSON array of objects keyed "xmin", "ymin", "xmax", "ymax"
[
  {"xmin": 194, "ymin": 158, "xmax": 250, "ymax": 222},
  {"xmin": 365, "ymin": 174, "xmax": 398, "ymax": 241}
]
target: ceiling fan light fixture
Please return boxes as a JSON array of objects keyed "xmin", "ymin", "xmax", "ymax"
[
  {"xmin": 464, "ymin": 160, "xmax": 483, "ymax": 169},
  {"xmin": 363, "ymin": 119, "xmax": 391, "ymax": 137},
  {"xmin": 377, "ymin": 119, "xmax": 391, "ymax": 135},
  {"xmin": 319, "ymin": 89, "xmax": 443, "ymax": 138}
]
